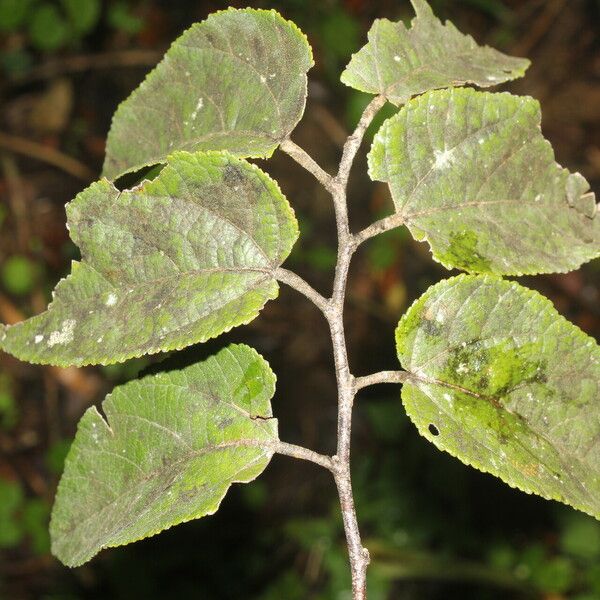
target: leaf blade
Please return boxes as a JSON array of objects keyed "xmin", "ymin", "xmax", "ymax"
[
  {"xmin": 0, "ymin": 151, "xmax": 298, "ymax": 366},
  {"xmin": 396, "ymin": 275, "xmax": 600, "ymax": 518},
  {"xmin": 50, "ymin": 343, "xmax": 278, "ymax": 567},
  {"xmin": 369, "ymin": 88, "xmax": 599, "ymax": 274},
  {"xmin": 341, "ymin": 0, "xmax": 529, "ymax": 105},
  {"xmin": 103, "ymin": 8, "xmax": 313, "ymax": 180}
]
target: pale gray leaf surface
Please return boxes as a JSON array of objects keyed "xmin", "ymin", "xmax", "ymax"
[
  {"xmin": 50, "ymin": 344, "xmax": 278, "ymax": 567},
  {"xmin": 103, "ymin": 8, "xmax": 313, "ymax": 180},
  {"xmin": 341, "ymin": 0, "xmax": 529, "ymax": 105},
  {"xmin": 0, "ymin": 151, "xmax": 298, "ymax": 366},
  {"xmin": 397, "ymin": 275, "xmax": 600, "ymax": 518},
  {"xmin": 369, "ymin": 88, "xmax": 599, "ymax": 274}
]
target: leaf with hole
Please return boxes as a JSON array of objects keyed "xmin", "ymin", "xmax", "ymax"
[
  {"xmin": 341, "ymin": 0, "xmax": 529, "ymax": 106},
  {"xmin": 369, "ymin": 88, "xmax": 599, "ymax": 275},
  {"xmin": 103, "ymin": 8, "xmax": 313, "ymax": 180},
  {"xmin": 0, "ymin": 151, "xmax": 298, "ymax": 366},
  {"xmin": 50, "ymin": 343, "xmax": 278, "ymax": 566},
  {"xmin": 396, "ymin": 275, "xmax": 600, "ymax": 519}
]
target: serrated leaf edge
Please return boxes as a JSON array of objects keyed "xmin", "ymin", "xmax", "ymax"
[
  {"xmin": 102, "ymin": 8, "xmax": 314, "ymax": 180},
  {"xmin": 367, "ymin": 88, "xmax": 599, "ymax": 276},
  {"xmin": 0, "ymin": 150, "xmax": 299, "ymax": 367},
  {"xmin": 50, "ymin": 343, "xmax": 279, "ymax": 566},
  {"xmin": 396, "ymin": 274, "xmax": 600, "ymax": 519},
  {"xmin": 340, "ymin": 0, "xmax": 530, "ymax": 104}
]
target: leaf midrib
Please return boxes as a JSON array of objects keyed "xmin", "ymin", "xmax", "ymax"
[
  {"xmin": 59, "ymin": 431, "xmax": 277, "ymax": 542},
  {"xmin": 408, "ymin": 379, "xmax": 593, "ymax": 506}
]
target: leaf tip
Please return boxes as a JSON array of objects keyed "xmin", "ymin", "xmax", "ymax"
[{"xmin": 410, "ymin": 0, "xmax": 434, "ymax": 19}]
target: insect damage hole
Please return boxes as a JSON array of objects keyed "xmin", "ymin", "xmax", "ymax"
[{"xmin": 428, "ymin": 423, "xmax": 440, "ymax": 436}]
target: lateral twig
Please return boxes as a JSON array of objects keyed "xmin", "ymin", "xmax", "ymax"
[
  {"xmin": 354, "ymin": 371, "xmax": 410, "ymax": 391},
  {"xmin": 337, "ymin": 95, "xmax": 386, "ymax": 185},
  {"xmin": 280, "ymin": 138, "xmax": 336, "ymax": 192},
  {"xmin": 275, "ymin": 267, "xmax": 330, "ymax": 314},
  {"xmin": 273, "ymin": 441, "xmax": 334, "ymax": 471},
  {"xmin": 353, "ymin": 213, "xmax": 405, "ymax": 247}
]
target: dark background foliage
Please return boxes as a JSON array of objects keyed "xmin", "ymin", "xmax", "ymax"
[{"xmin": 0, "ymin": 1, "xmax": 599, "ymax": 598}]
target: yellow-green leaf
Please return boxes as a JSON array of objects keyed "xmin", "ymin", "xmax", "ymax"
[
  {"xmin": 50, "ymin": 344, "xmax": 278, "ymax": 567},
  {"xmin": 369, "ymin": 88, "xmax": 599, "ymax": 275},
  {"xmin": 0, "ymin": 151, "xmax": 298, "ymax": 366},
  {"xmin": 396, "ymin": 275, "xmax": 600, "ymax": 519},
  {"xmin": 341, "ymin": 0, "xmax": 528, "ymax": 105},
  {"xmin": 103, "ymin": 8, "xmax": 313, "ymax": 179}
]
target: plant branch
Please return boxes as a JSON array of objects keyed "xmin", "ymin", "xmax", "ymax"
[
  {"xmin": 207, "ymin": 439, "xmax": 334, "ymax": 471},
  {"xmin": 280, "ymin": 138, "xmax": 336, "ymax": 192},
  {"xmin": 275, "ymin": 267, "xmax": 330, "ymax": 314},
  {"xmin": 336, "ymin": 95, "xmax": 386, "ymax": 186},
  {"xmin": 273, "ymin": 441, "xmax": 334, "ymax": 471},
  {"xmin": 354, "ymin": 371, "xmax": 411, "ymax": 391},
  {"xmin": 325, "ymin": 95, "xmax": 387, "ymax": 599},
  {"xmin": 353, "ymin": 213, "xmax": 405, "ymax": 247},
  {"xmin": 329, "ymin": 93, "xmax": 389, "ymax": 464},
  {"xmin": 279, "ymin": 93, "xmax": 388, "ymax": 599}
]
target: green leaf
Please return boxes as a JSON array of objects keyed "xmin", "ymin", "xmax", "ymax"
[
  {"xmin": 103, "ymin": 8, "xmax": 313, "ymax": 180},
  {"xmin": 0, "ymin": 151, "xmax": 298, "ymax": 366},
  {"xmin": 0, "ymin": 0, "xmax": 34, "ymax": 32},
  {"xmin": 50, "ymin": 344, "xmax": 278, "ymax": 567},
  {"xmin": 29, "ymin": 4, "xmax": 70, "ymax": 51},
  {"xmin": 369, "ymin": 88, "xmax": 599, "ymax": 275},
  {"xmin": 1, "ymin": 255, "xmax": 38, "ymax": 296},
  {"xmin": 61, "ymin": 0, "xmax": 100, "ymax": 34},
  {"xmin": 107, "ymin": 1, "xmax": 143, "ymax": 35},
  {"xmin": 0, "ymin": 478, "xmax": 24, "ymax": 548},
  {"xmin": 341, "ymin": 0, "xmax": 529, "ymax": 106},
  {"xmin": 560, "ymin": 513, "xmax": 600, "ymax": 560},
  {"xmin": 22, "ymin": 498, "xmax": 51, "ymax": 555},
  {"xmin": 396, "ymin": 275, "xmax": 600, "ymax": 519}
]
